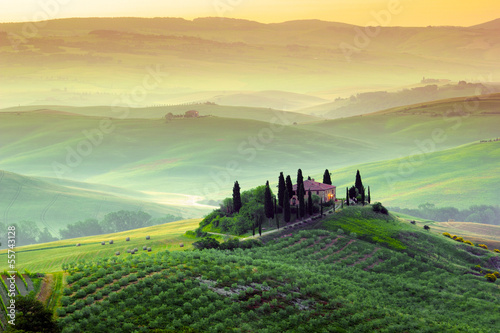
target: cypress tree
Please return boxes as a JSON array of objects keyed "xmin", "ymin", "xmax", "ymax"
[
  {"xmin": 283, "ymin": 187, "xmax": 291, "ymax": 223},
  {"xmin": 297, "ymin": 169, "xmax": 304, "ymax": 194},
  {"xmin": 307, "ymin": 189, "xmax": 313, "ymax": 216},
  {"xmin": 323, "ymin": 169, "xmax": 332, "ymax": 185},
  {"xmin": 285, "ymin": 175, "xmax": 293, "ymax": 199},
  {"xmin": 233, "ymin": 181, "xmax": 242, "ymax": 213},
  {"xmin": 278, "ymin": 172, "xmax": 286, "ymax": 207},
  {"xmin": 367, "ymin": 186, "xmax": 371, "ymax": 204},
  {"xmin": 361, "ymin": 187, "xmax": 365, "ymax": 206},
  {"xmin": 298, "ymin": 183, "xmax": 305, "ymax": 218},
  {"xmin": 264, "ymin": 181, "xmax": 274, "ymax": 222},
  {"xmin": 355, "ymin": 170, "xmax": 364, "ymax": 197},
  {"xmin": 346, "ymin": 187, "xmax": 350, "ymax": 206},
  {"xmin": 274, "ymin": 198, "xmax": 280, "ymax": 229}
]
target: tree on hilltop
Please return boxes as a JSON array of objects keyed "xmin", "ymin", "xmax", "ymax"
[
  {"xmin": 233, "ymin": 181, "xmax": 242, "ymax": 213},
  {"xmin": 355, "ymin": 170, "xmax": 364, "ymax": 197},
  {"xmin": 278, "ymin": 172, "xmax": 286, "ymax": 207},
  {"xmin": 297, "ymin": 169, "xmax": 304, "ymax": 194},
  {"xmin": 264, "ymin": 181, "xmax": 274, "ymax": 226},
  {"xmin": 298, "ymin": 183, "xmax": 305, "ymax": 218},
  {"xmin": 283, "ymin": 186, "xmax": 291, "ymax": 223},
  {"xmin": 285, "ymin": 175, "xmax": 293, "ymax": 200},
  {"xmin": 323, "ymin": 169, "xmax": 332, "ymax": 185},
  {"xmin": 307, "ymin": 190, "xmax": 313, "ymax": 216}
]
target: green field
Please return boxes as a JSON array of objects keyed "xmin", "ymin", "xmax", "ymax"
[
  {"xmin": 1, "ymin": 94, "xmax": 499, "ymax": 230},
  {"xmin": 0, "ymin": 219, "xmax": 202, "ymax": 273},
  {"xmin": 13, "ymin": 206, "xmax": 500, "ymax": 332},
  {"xmin": 0, "ymin": 104, "xmax": 321, "ymax": 124},
  {"xmin": 0, "ymin": 169, "xmax": 210, "ymax": 233},
  {"xmin": 329, "ymin": 141, "xmax": 500, "ymax": 208}
]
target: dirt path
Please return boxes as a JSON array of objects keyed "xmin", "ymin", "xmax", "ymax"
[
  {"xmin": 15, "ymin": 275, "xmax": 29, "ymax": 296},
  {"xmin": 349, "ymin": 248, "xmax": 380, "ymax": 267},
  {"xmin": 313, "ymin": 236, "xmax": 344, "ymax": 254},
  {"xmin": 37, "ymin": 274, "xmax": 54, "ymax": 305},
  {"xmin": 364, "ymin": 259, "xmax": 384, "ymax": 271},
  {"xmin": 320, "ymin": 239, "xmax": 357, "ymax": 261}
]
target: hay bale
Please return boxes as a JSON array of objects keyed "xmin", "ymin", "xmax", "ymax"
[
  {"xmin": 146, "ymin": 235, "xmax": 150, "ymax": 240},
  {"xmin": 127, "ymin": 249, "xmax": 131, "ymax": 253},
  {"xmin": 126, "ymin": 237, "xmax": 130, "ymax": 241},
  {"xmin": 147, "ymin": 247, "xmax": 152, "ymax": 252},
  {"xmin": 134, "ymin": 248, "xmax": 138, "ymax": 252},
  {"xmin": 143, "ymin": 246, "xmax": 147, "ymax": 250},
  {"xmin": 115, "ymin": 251, "xmax": 120, "ymax": 256},
  {"xmin": 76, "ymin": 243, "xmax": 81, "ymax": 247},
  {"xmin": 109, "ymin": 240, "xmax": 114, "ymax": 244},
  {"xmin": 179, "ymin": 243, "xmax": 184, "ymax": 248},
  {"xmin": 101, "ymin": 241, "xmax": 105, "ymax": 245}
]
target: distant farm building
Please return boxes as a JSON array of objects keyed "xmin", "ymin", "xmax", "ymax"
[
  {"xmin": 291, "ymin": 179, "xmax": 336, "ymax": 206},
  {"xmin": 185, "ymin": 110, "xmax": 199, "ymax": 118}
]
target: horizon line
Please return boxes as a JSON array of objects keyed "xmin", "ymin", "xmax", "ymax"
[{"xmin": 0, "ymin": 15, "xmax": 498, "ymax": 28}]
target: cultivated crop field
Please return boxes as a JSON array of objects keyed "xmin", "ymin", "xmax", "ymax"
[
  {"xmin": 0, "ymin": 219, "xmax": 202, "ymax": 273},
  {"xmin": 54, "ymin": 226, "xmax": 499, "ymax": 332},
  {"xmin": 431, "ymin": 222, "xmax": 500, "ymax": 250}
]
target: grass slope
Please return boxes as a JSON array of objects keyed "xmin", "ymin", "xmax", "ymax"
[
  {"xmin": 27, "ymin": 206, "xmax": 500, "ymax": 332},
  {"xmin": 0, "ymin": 111, "xmax": 371, "ymax": 196},
  {"xmin": 1, "ymin": 94, "xmax": 499, "ymax": 210},
  {"xmin": 0, "ymin": 104, "xmax": 322, "ymax": 124},
  {"xmin": 329, "ymin": 141, "xmax": 500, "ymax": 208},
  {"xmin": 0, "ymin": 169, "xmax": 208, "ymax": 233},
  {"xmin": 0, "ymin": 219, "xmax": 202, "ymax": 273}
]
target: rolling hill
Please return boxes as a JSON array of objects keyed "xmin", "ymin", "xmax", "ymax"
[
  {"xmin": 0, "ymin": 218, "xmax": 201, "ymax": 273},
  {"xmin": 0, "ymin": 104, "xmax": 321, "ymax": 123},
  {"xmin": 1, "ymin": 94, "xmax": 499, "ymax": 212},
  {"xmin": 299, "ymin": 82, "xmax": 500, "ymax": 118},
  {"xmin": 2, "ymin": 206, "xmax": 499, "ymax": 332},
  {"xmin": 1, "ymin": 17, "xmax": 500, "ymax": 108},
  {"xmin": 0, "ymin": 169, "xmax": 211, "ymax": 238},
  {"xmin": 329, "ymin": 140, "xmax": 500, "ymax": 208}
]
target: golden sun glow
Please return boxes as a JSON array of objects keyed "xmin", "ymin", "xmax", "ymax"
[{"xmin": 0, "ymin": 0, "xmax": 498, "ymax": 26}]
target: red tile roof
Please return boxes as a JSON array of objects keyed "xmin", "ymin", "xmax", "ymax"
[{"xmin": 292, "ymin": 180, "xmax": 336, "ymax": 191}]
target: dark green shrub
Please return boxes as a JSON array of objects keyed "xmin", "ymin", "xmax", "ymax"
[
  {"xmin": 193, "ymin": 237, "xmax": 220, "ymax": 250},
  {"xmin": 372, "ymin": 202, "xmax": 388, "ymax": 215}
]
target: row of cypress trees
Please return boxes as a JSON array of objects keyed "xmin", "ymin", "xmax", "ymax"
[{"xmin": 232, "ymin": 169, "xmax": 334, "ymax": 235}]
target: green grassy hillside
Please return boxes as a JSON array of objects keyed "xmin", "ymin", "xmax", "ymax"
[
  {"xmin": 299, "ymin": 82, "xmax": 499, "ymax": 118},
  {"xmin": 16, "ymin": 206, "xmax": 500, "ymax": 332},
  {"xmin": 329, "ymin": 141, "xmax": 500, "ymax": 208},
  {"xmin": 0, "ymin": 104, "xmax": 321, "ymax": 123},
  {"xmin": 0, "ymin": 111, "xmax": 371, "ymax": 196},
  {"xmin": 0, "ymin": 169, "xmax": 209, "ymax": 233},
  {"xmin": 1, "ymin": 94, "xmax": 498, "ymax": 209},
  {"xmin": 0, "ymin": 219, "xmax": 201, "ymax": 273}
]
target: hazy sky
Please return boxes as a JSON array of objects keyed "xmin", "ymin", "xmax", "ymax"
[{"xmin": 1, "ymin": 0, "xmax": 498, "ymax": 26}]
